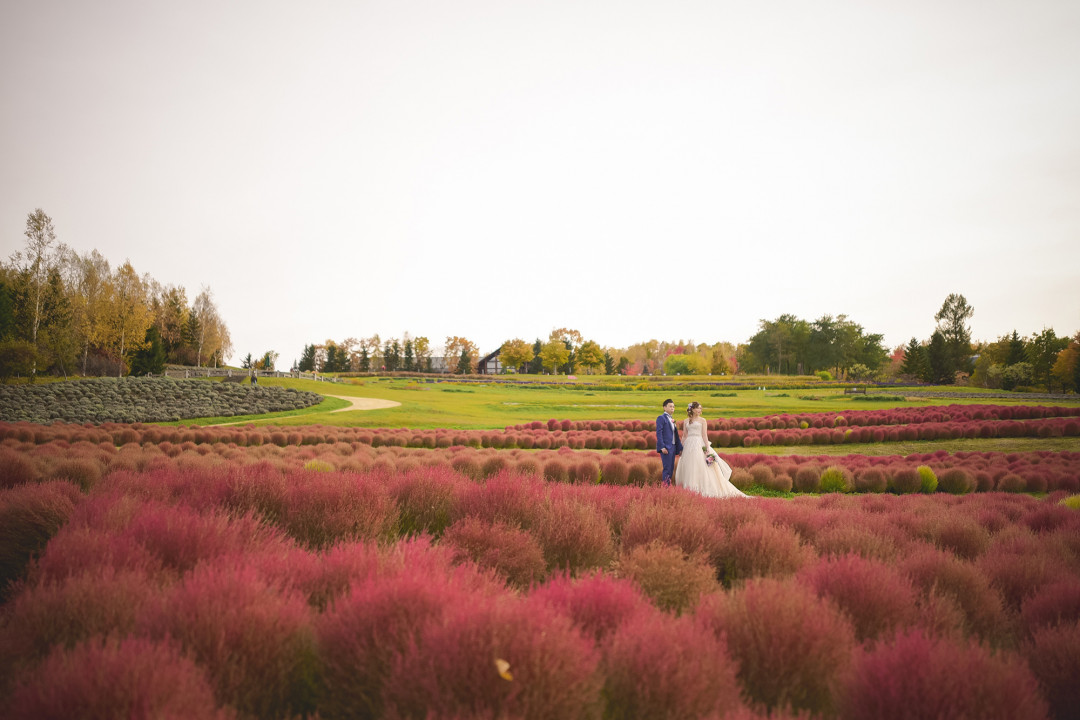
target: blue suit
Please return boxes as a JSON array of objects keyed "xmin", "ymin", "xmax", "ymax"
[{"xmin": 656, "ymin": 413, "xmax": 683, "ymax": 486}]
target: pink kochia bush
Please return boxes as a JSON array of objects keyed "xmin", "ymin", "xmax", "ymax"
[
  {"xmin": 697, "ymin": 578, "xmax": 857, "ymax": 715},
  {"xmin": 379, "ymin": 593, "xmax": 603, "ymax": 720},
  {"xmin": 601, "ymin": 607, "xmax": 744, "ymax": 719},
  {"xmin": 840, "ymin": 630, "xmax": 1050, "ymax": 720},
  {"xmin": 797, "ymin": 553, "xmax": 919, "ymax": 642},
  {"xmin": 137, "ymin": 562, "xmax": 319, "ymax": 718},
  {"xmin": 6, "ymin": 636, "xmax": 230, "ymax": 720}
]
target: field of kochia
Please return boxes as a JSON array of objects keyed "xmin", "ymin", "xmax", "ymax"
[{"xmin": 2, "ymin": 409, "xmax": 1079, "ymax": 719}]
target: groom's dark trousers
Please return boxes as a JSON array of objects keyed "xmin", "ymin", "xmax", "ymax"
[{"xmin": 656, "ymin": 413, "xmax": 682, "ymax": 486}]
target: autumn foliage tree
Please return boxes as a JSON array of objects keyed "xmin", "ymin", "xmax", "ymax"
[
  {"xmin": 3, "ymin": 209, "xmax": 232, "ymax": 377},
  {"xmin": 576, "ymin": 340, "xmax": 604, "ymax": 374},
  {"xmin": 444, "ymin": 336, "xmax": 478, "ymax": 373},
  {"xmin": 500, "ymin": 338, "xmax": 534, "ymax": 373},
  {"xmin": 539, "ymin": 339, "xmax": 570, "ymax": 374}
]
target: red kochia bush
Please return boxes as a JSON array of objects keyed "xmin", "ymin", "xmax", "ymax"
[
  {"xmin": 697, "ymin": 578, "xmax": 856, "ymax": 715},
  {"xmin": 317, "ymin": 561, "xmax": 483, "ymax": 720},
  {"xmin": 531, "ymin": 496, "xmax": 615, "ymax": 574},
  {"xmin": 46, "ymin": 457, "xmax": 103, "ymax": 490},
  {"xmin": 138, "ymin": 562, "xmax": 317, "ymax": 718},
  {"xmin": 6, "ymin": 636, "xmax": 229, "ymax": 720},
  {"xmin": 387, "ymin": 466, "xmax": 466, "ymax": 538},
  {"xmin": 602, "ymin": 608, "xmax": 744, "ymax": 720},
  {"xmin": 937, "ymin": 467, "xmax": 975, "ymax": 494},
  {"xmin": 718, "ymin": 521, "xmax": 811, "ymax": 586},
  {"xmin": 793, "ymin": 465, "xmax": 820, "ymax": 492},
  {"xmin": 888, "ymin": 467, "xmax": 921, "ymax": 494},
  {"xmin": 616, "ymin": 541, "xmax": 720, "ymax": 615},
  {"xmin": 798, "ymin": 553, "xmax": 919, "ymax": 643},
  {"xmin": 977, "ymin": 551, "xmax": 1055, "ymax": 613},
  {"xmin": 0, "ymin": 567, "xmax": 156, "ymax": 681},
  {"xmin": 1019, "ymin": 578, "xmax": 1080, "ymax": 638},
  {"xmin": 619, "ymin": 493, "xmax": 724, "ymax": 559},
  {"xmin": 442, "ymin": 517, "xmax": 547, "ymax": 589},
  {"xmin": 600, "ymin": 457, "xmax": 630, "ymax": 486},
  {"xmin": 380, "ymin": 594, "xmax": 602, "ymax": 720},
  {"xmin": 529, "ymin": 572, "xmax": 652, "ymax": 643},
  {"xmin": 840, "ymin": 630, "xmax": 1050, "ymax": 720},
  {"xmin": 0, "ymin": 448, "xmax": 39, "ymax": 488},
  {"xmin": 280, "ymin": 470, "xmax": 397, "ymax": 548},
  {"xmin": 901, "ymin": 547, "xmax": 1008, "ymax": 644},
  {"xmin": 455, "ymin": 470, "xmax": 545, "ymax": 529},
  {"xmin": 0, "ymin": 480, "xmax": 82, "ymax": 599},
  {"xmin": 1021, "ymin": 620, "xmax": 1080, "ymax": 720}
]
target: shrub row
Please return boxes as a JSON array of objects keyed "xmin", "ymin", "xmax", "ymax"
[
  {"xmin": 508, "ymin": 404, "xmax": 1080, "ymax": 433},
  {"xmin": 3, "ymin": 412, "xmax": 1078, "ymax": 454},
  {"xmin": 4, "ymin": 437, "xmax": 1080, "ymax": 494},
  {"xmin": 0, "ymin": 377, "xmax": 322, "ymax": 424}
]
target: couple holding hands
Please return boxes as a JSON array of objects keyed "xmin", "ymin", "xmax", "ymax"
[{"xmin": 656, "ymin": 399, "xmax": 747, "ymax": 498}]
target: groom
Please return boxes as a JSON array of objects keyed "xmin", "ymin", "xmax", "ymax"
[{"xmin": 656, "ymin": 398, "xmax": 682, "ymax": 486}]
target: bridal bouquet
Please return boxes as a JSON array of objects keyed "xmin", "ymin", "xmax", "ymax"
[{"xmin": 703, "ymin": 446, "xmax": 719, "ymax": 466}]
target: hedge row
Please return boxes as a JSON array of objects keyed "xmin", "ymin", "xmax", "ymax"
[
  {"xmin": 0, "ymin": 377, "xmax": 322, "ymax": 424},
  {"xmin": 2, "ymin": 413, "xmax": 1078, "ymax": 453},
  {"xmin": 4, "ymin": 436, "xmax": 1079, "ymax": 494},
  {"xmin": 508, "ymin": 404, "xmax": 1080, "ymax": 433}
]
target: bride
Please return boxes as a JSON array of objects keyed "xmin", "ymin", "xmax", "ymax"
[{"xmin": 675, "ymin": 401, "xmax": 747, "ymax": 498}]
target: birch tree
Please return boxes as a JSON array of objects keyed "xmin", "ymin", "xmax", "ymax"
[
  {"xmin": 103, "ymin": 261, "xmax": 152, "ymax": 376},
  {"xmin": 10, "ymin": 209, "xmax": 67, "ymax": 376}
]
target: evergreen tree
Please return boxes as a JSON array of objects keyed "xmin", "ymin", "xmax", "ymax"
[
  {"xmin": 1074, "ymin": 345, "xmax": 1080, "ymax": 394},
  {"xmin": 899, "ymin": 337, "xmax": 926, "ymax": 379},
  {"xmin": 604, "ymin": 351, "xmax": 615, "ymax": 375},
  {"xmin": 297, "ymin": 344, "xmax": 316, "ymax": 372},
  {"xmin": 241, "ymin": 353, "xmax": 253, "ymax": 369},
  {"xmin": 456, "ymin": 348, "xmax": 472, "ymax": 374},
  {"xmin": 359, "ymin": 346, "xmax": 370, "ymax": 372},
  {"xmin": 324, "ymin": 344, "xmax": 338, "ymax": 372},
  {"xmin": 1005, "ymin": 330, "xmax": 1026, "ymax": 366},
  {"xmin": 384, "ymin": 340, "xmax": 400, "ymax": 372},
  {"xmin": 130, "ymin": 326, "xmax": 166, "ymax": 376},
  {"xmin": 528, "ymin": 339, "xmax": 543, "ymax": 374},
  {"xmin": 403, "ymin": 339, "xmax": 415, "ymax": 371},
  {"xmin": 0, "ymin": 282, "xmax": 14, "ymax": 340},
  {"xmin": 925, "ymin": 331, "xmax": 949, "ymax": 384},
  {"xmin": 935, "ymin": 293, "xmax": 974, "ymax": 377},
  {"xmin": 561, "ymin": 340, "xmax": 576, "ymax": 374},
  {"xmin": 1027, "ymin": 328, "xmax": 1067, "ymax": 392},
  {"xmin": 183, "ymin": 312, "xmax": 200, "ymax": 356}
]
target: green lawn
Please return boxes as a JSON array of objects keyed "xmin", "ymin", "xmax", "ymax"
[
  {"xmin": 179, "ymin": 376, "xmax": 1080, "ymax": 431},
  {"xmin": 723, "ymin": 437, "xmax": 1080, "ymax": 456}
]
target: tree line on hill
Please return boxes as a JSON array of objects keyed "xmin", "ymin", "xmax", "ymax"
[
  {"xmin": 0, "ymin": 209, "xmax": 231, "ymax": 382},
  {"xmin": 298, "ymin": 293, "xmax": 1079, "ymax": 392},
  {"xmin": 894, "ymin": 294, "xmax": 1079, "ymax": 393}
]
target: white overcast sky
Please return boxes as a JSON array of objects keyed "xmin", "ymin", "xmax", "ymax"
[{"xmin": 2, "ymin": 0, "xmax": 1078, "ymax": 364}]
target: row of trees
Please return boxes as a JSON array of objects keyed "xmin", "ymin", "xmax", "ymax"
[
  {"xmin": 1, "ymin": 209, "xmax": 231, "ymax": 381},
  {"xmin": 895, "ymin": 293, "xmax": 1079, "ymax": 392},
  {"xmin": 297, "ymin": 334, "xmax": 442, "ymax": 374},
  {"xmin": 297, "ymin": 293, "xmax": 1078, "ymax": 390},
  {"xmin": 739, "ymin": 313, "xmax": 889, "ymax": 379}
]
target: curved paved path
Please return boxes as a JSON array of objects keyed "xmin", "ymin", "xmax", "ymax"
[
  {"xmin": 206, "ymin": 395, "xmax": 401, "ymax": 426},
  {"xmin": 324, "ymin": 394, "xmax": 401, "ymax": 411}
]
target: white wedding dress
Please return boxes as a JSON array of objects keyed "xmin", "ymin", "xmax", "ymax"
[{"xmin": 675, "ymin": 419, "xmax": 747, "ymax": 498}]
